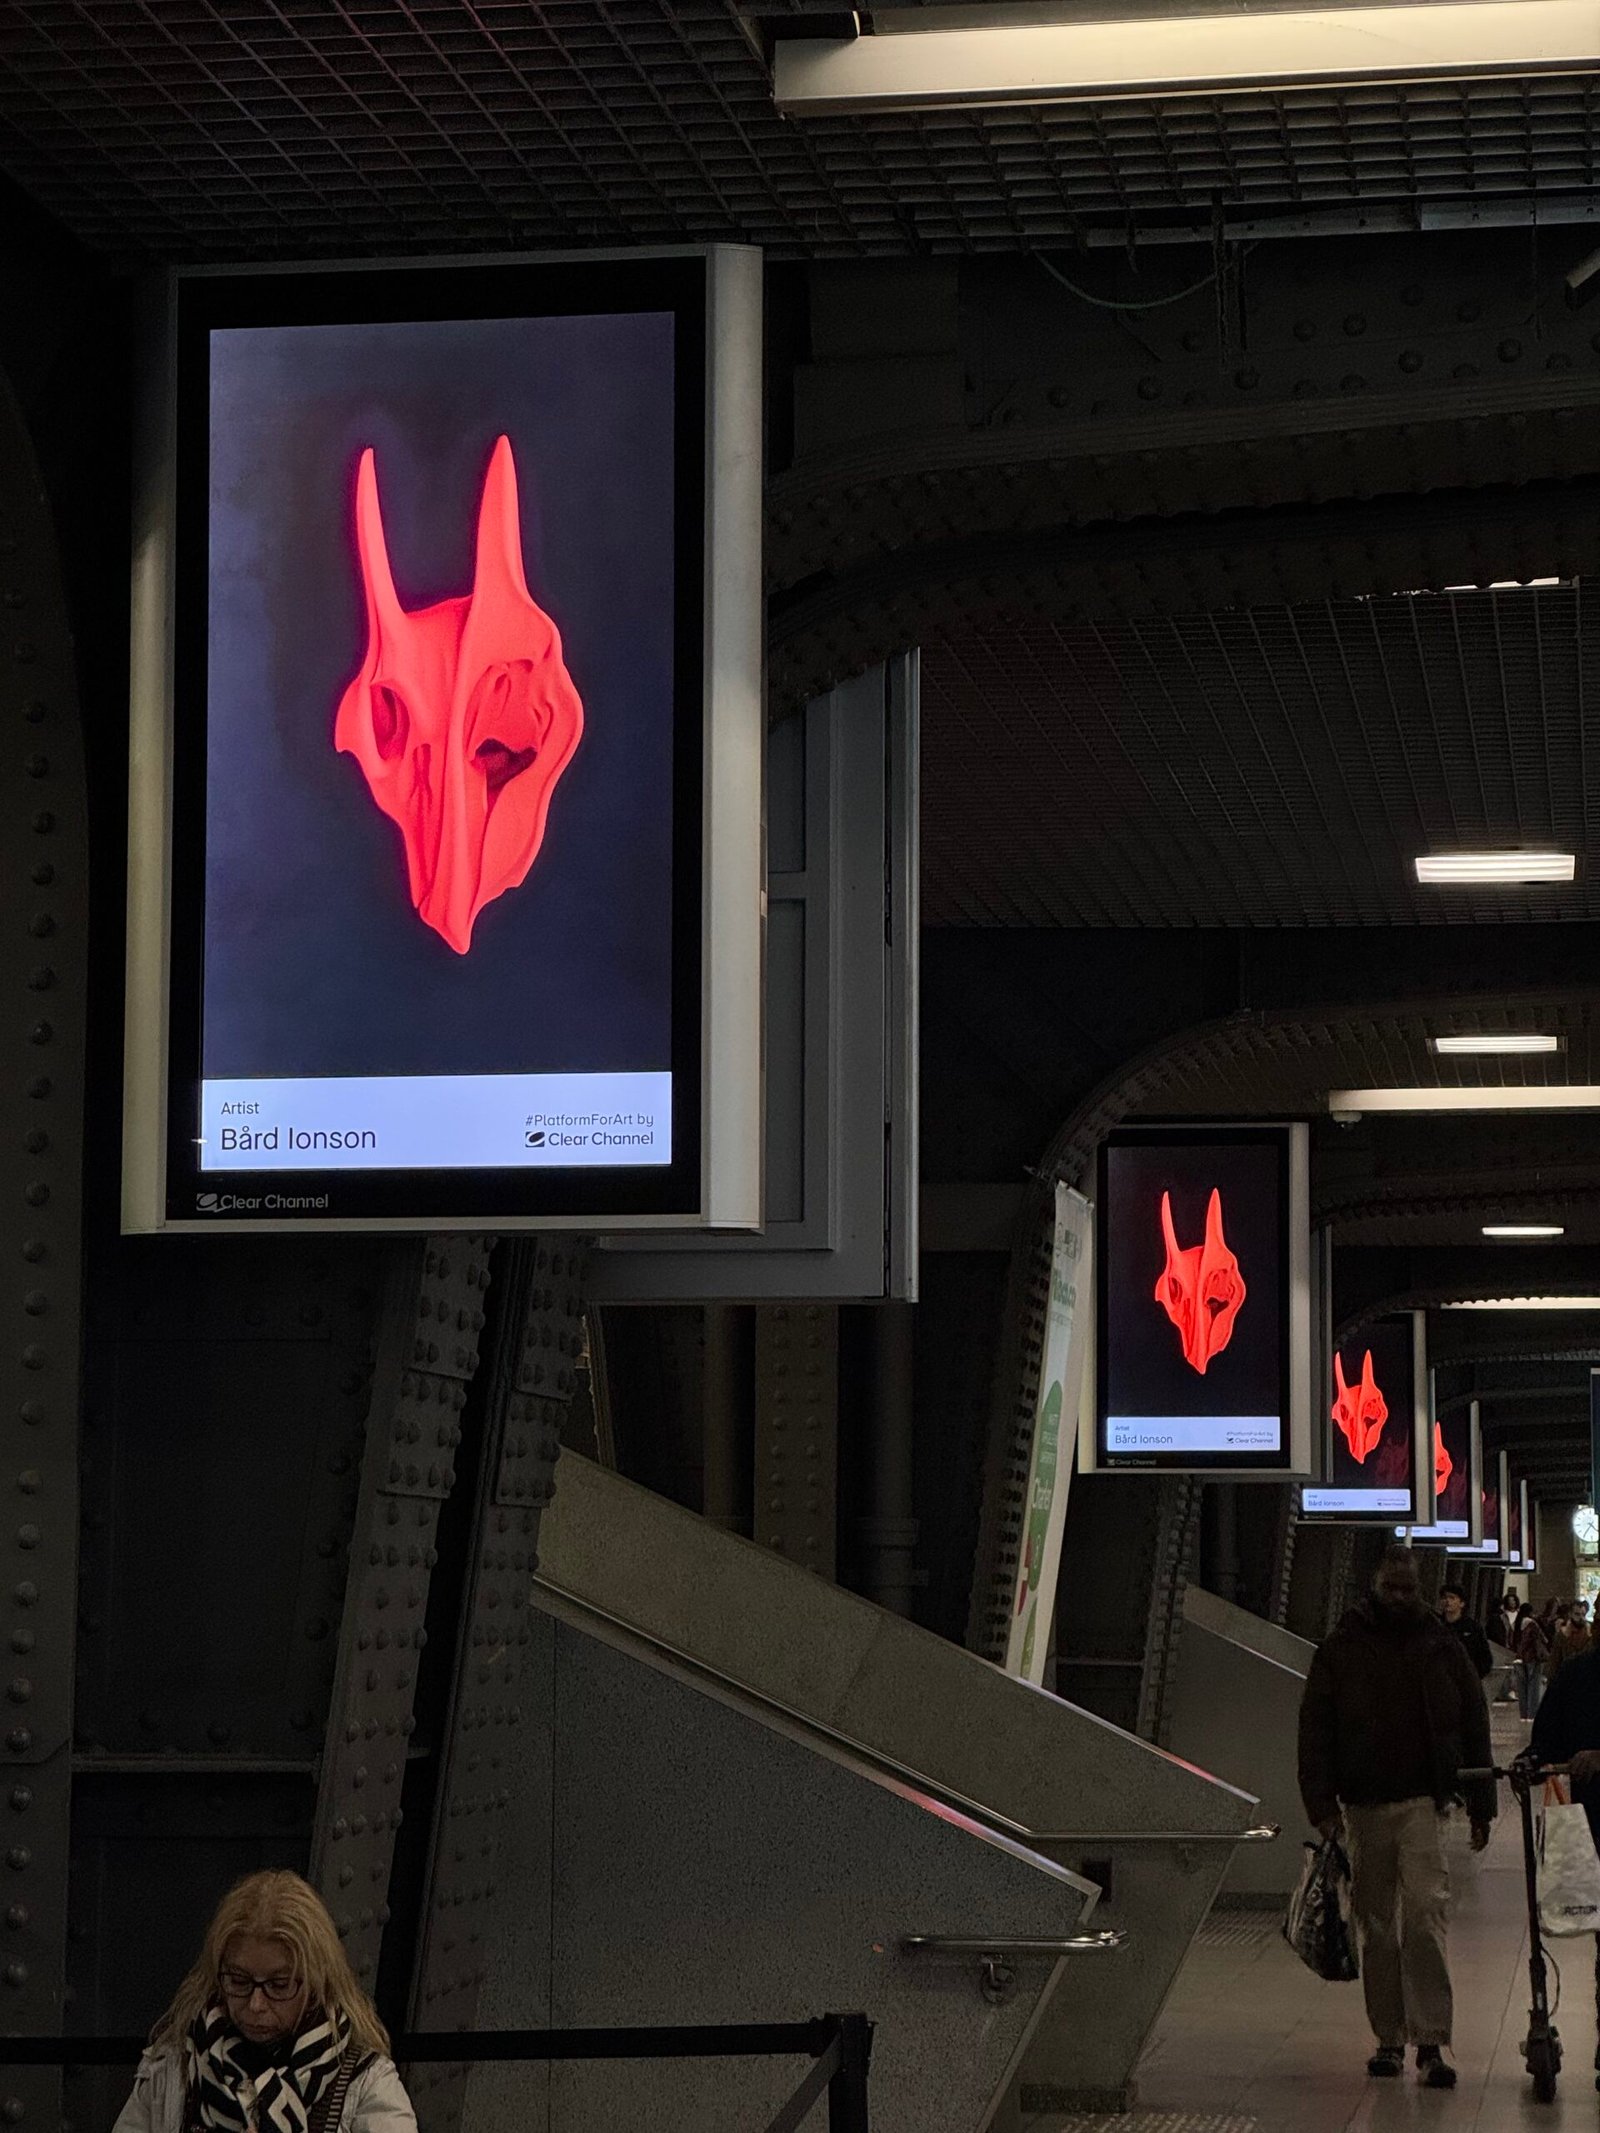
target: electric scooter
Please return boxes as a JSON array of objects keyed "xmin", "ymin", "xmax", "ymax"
[{"xmin": 1462, "ymin": 1761, "xmax": 1569, "ymax": 2103}]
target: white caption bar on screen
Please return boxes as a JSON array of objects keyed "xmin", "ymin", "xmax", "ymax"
[
  {"xmin": 199, "ymin": 1071, "xmax": 672, "ymax": 1170},
  {"xmin": 1302, "ymin": 1488, "xmax": 1413, "ymax": 1513},
  {"xmin": 1106, "ymin": 1415, "xmax": 1281, "ymax": 1454}
]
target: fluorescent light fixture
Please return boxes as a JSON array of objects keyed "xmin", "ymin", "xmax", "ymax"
[
  {"xmin": 1481, "ymin": 1224, "xmax": 1566, "ymax": 1238},
  {"xmin": 1443, "ymin": 1296, "xmax": 1600, "ymax": 1310},
  {"xmin": 1327, "ymin": 1086, "xmax": 1600, "ymax": 1115},
  {"xmin": 772, "ymin": 2, "xmax": 1600, "ymax": 114},
  {"xmin": 1415, "ymin": 852, "xmax": 1575, "ymax": 884},
  {"xmin": 1431, "ymin": 1034, "xmax": 1561, "ymax": 1056}
]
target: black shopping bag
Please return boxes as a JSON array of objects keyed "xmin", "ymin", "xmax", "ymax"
[{"xmin": 1283, "ymin": 1836, "xmax": 1360, "ymax": 1982}]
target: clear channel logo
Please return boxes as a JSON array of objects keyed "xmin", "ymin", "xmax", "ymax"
[{"xmin": 195, "ymin": 1190, "xmax": 331, "ymax": 1213}]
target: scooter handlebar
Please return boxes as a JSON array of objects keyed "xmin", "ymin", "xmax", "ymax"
[{"xmin": 1459, "ymin": 1763, "xmax": 1570, "ymax": 1781}]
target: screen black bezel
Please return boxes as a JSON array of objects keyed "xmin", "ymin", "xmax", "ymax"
[
  {"xmin": 163, "ymin": 257, "xmax": 706, "ymax": 1225},
  {"xmin": 1095, "ymin": 1123, "xmax": 1294, "ymax": 1474}
]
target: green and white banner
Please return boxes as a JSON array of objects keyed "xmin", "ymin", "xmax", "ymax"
[{"xmin": 1006, "ymin": 1183, "xmax": 1093, "ymax": 1684}]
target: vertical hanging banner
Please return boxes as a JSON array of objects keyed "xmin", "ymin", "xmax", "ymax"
[{"xmin": 1005, "ymin": 1185, "xmax": 1092, "ymax": 1683}]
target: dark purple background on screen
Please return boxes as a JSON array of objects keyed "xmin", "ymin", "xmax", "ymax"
[{"xmin": 203, "ymin": 310, "xmax": 675, "ymax": 1078}]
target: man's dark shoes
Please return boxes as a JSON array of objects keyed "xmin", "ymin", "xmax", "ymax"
[
  {"xmin": 1367, "ymin": 2047, "xmax": 1405, "ymax": 2078},
  {"xmin": 1416, "ymin": 2047, "xmax": 1457, "ymax": 2089}
]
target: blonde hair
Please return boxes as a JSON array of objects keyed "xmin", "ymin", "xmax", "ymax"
[{"xmin": 150, "ymin": 1870, "xmax": 390, "ymax": 2058}]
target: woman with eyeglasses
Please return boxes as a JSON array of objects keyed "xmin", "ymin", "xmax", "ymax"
[{"xmin": 113, "ymin": 1869, "xmax": 416, "ymax": 2132}]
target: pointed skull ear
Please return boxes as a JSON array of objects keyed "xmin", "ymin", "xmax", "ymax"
[
  {"xmin": 1334, "ymin": 1351, "xmax": 1350, "ymax": 1396},
  {"xmin": 353, "ymin": 448, "xmax": 405, "ymax": 644},
  {"xmin": 1360, "ymin": 1350, "xmax": 1379, "ymax": 1393},
  {"xmin": 1160, "ymin": 1191, "xmax": 1181, "ymax": 1264},
  {"xmin": 472, "ymin": 434, "xmax": 532, "ymax": 608},
  {"xmin": 1204, "ymin": 1188, "xmax": 1226, "ymax": 1250}
]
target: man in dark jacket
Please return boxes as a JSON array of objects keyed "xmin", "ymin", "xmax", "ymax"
[
  {"xmin": 1531, "ymin": 1645, "xmax": 1600, "ymax": 2073},
  {"xmin": 1439, "ymin": 1583, "xmax": 1494, "ymax": 1679},
  {"xmin": 1299, "ymin": 1544, "xmax": 1495, "ymax": 2090}
]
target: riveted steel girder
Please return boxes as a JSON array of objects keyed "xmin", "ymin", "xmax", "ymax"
[
  {"xmin": 405, "ymin": 1238, "xmax": 586, "ymax": 2133},
  {"xmin": 0, "ymin": 365, "xmax": 86, "ymax": 2131},
  {"xmin": 310, "ymin": 1239, "xmax": 494, "ymax": 1990}
]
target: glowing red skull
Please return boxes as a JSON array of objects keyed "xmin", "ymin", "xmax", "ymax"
[
  {"xmin": 1155, "ymin": 1187, "xmax": 1247, "ymax": 1375},
  {"xmin": 1433, "ymin": 1421, "xmax": 1452, "ymax": 1500},
  {"xmin": 334, "ymin": 434, "xmax": 584, "ymax": 954},
  {"xmin": 1332, "ymin": 1348, "xmax": 1388, "ymax": 1464}
]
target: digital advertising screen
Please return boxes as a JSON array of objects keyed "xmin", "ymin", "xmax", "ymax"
[
  {"xmin": 1420, "ymin": 1389, "xmax": 1481, "ymax": 1542},
  {"xmin": 124, "ymin": 249, "xmax": 762, "ymax": 1233},
  {"xmin": 1093, "ymin": 1123, "xmax": 1310, "ymax": 1474},
  {"xmin": 1301, "ymin": 1312, "xmax": 1429, "ymax": 1522},
  {"xmin": 1452, "ymin": 1449, "xmax": 1506, "ymax": 1559},
  {"xmin": 1508, "ymin": 1478, "xmax": 1525, "ymax": 1565}
]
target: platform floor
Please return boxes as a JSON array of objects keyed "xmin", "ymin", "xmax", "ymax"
[{"xmin": 1027, "ymin": 1706, "xmax": 1595, "ymax": 2133}]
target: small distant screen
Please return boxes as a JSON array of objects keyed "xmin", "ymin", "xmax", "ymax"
[
  {"xmin": 1302, "ymin": 1317, "xmax": 1419, "ymax": 1521},
  {"xmin": 1422, "ymin": 1400, "xmax": 1474, "ymax": 1540},
  {"xmin": 1097, "ymin": 1127, "xmax": 1291, "ymax": 1471}
]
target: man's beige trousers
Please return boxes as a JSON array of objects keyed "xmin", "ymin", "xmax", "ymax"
[{"xmin": 1342, "ymin": 1799, "xmax": 1453, "ymax": 2048}]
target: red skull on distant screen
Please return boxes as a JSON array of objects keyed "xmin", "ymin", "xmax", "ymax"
[
  {"xmin": 334, "ymin": 435, "xmax": 584, "ymax": 954},
  {"xmin": 1434, "ymin": 1421, "xmax": 1453, "ymax": 1500},
  {"xmin": 1155, "ymin": 1188, "xmax": 1247, "ymax": 1375},
  {"xmin": 1332, "ymin": 1349, "xmax": 1388, "ymax": 1464}
]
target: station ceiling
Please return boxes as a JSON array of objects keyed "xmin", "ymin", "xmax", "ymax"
[
  {"xmin": 922, "ymin": 585, "xmax": 1600, "ymax": 929},
  {"xmin": 0, "ymin": 1, "xmax": 1598, "ymax": 258}
]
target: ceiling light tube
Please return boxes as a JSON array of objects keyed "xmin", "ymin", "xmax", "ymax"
[
  {"xmin": 772, "ymin": 2, "xmax": 1600, "ymax": 114},
  {"xmin": 1481, "ymin": 1225, "xmax": 1567, "ymax": 1238},
  {"xmin": 1432, "ymin": 1034, "xmax": 1562, "ymax": 1056},
  {"xmin": 1444, "ymin": 1297, "xmax": 1600, "ymax": 1310},
  {"xmin": 1415, "ymin": 852, "xmax": 1576, "ymax": 884},
  {"xmin": 1327, "ymin": 1087, "xmax": 1600, "ymax": 1115}
]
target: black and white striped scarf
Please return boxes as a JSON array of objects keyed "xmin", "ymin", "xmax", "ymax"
[{"xmin": 187, "ymin": 2001, "xmax": 348, "ymax": 2133}]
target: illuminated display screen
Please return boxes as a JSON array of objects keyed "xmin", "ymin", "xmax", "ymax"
[
  {"xmin": 1423, "ymin": 1396, "xmax": 1476, "ymax": 1540},
  {"xmin": 1302, "ymin": 1315, "xmax": 1423, "ymax": 1521},
  {"xmin": 1097, "ymin": 1127, "xmax": 1294, "ymax": 1472},
  {"xmin": 125, "ymin": 253, "xmax": 761, "ymax": 1231},
  {"xmin": 1449, "ymin": 1463, "xmax": 1502, "ymax": 1558},
  {"xmin": 1508, "ymin": 1483, "xmax": 1525, "ymax": 1564}
]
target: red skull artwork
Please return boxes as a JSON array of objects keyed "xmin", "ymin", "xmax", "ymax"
[
  {"xmin": 1433, "ymin": 1421, "xmax": 1453, "ymax": 1500},
  {"xmin": 1331, "ymin": 1349, "xmax": 1388, "ymax": 1464},
  {"xmin": 1155, "ymin": 1188, "xmax": 1247, "ymax": 1375},
  {"xmin": 334, "ymin": 434, "xmax": 584, "ymax": 954}
]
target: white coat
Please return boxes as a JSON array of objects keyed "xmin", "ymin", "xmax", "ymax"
[{"xmin": 111, "ymin": 2049, "xmax": 419, "ymax": 2133}]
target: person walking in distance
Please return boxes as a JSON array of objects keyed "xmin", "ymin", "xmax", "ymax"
[
  {"xmin": 1438, "ymin": 1583, "xmax": 1493, "ymax": 1681},
  {"xmin": 1516, "ymin": 1604, "xmax": 1551, "ymax": 1722},
  {"xmin": 1298, "ymin": 1545, "xmax": 1495, "ymax": 2089}
]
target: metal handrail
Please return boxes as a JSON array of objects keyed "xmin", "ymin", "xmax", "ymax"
[
  {"xmin": 1027, "ymin": 1821, "xmax": 1281, "ymax": 1845},
  {"xmin": 901, "ymin": 1930, "xmax": 1127, "ymax": 1956}
]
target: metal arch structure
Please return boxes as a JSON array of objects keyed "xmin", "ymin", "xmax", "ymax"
[
  {"xmin": 969, "ymin": 982, "xmax": 1600, "ymax": 1715},
  {"xmin": 764, "ymin": 232, "xmax": 1600, "ymax": 713},
  {"xmin": 0, "ymin": 352, "xmax": 87, "ymax": 2133}
]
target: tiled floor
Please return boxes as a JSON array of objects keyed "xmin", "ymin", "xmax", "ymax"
[{"xmin": 1028, "ymin": 1707, "xmax": 1595, "ymax": 2133}]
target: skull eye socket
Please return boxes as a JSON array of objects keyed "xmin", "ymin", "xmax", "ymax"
[
  {"xmin": 473, "ymin": 738, "xmax": 539, "ymax": 797},
  {"xmin": 371, "ymin": 685, "xmax": 410, "ymax": 763}
]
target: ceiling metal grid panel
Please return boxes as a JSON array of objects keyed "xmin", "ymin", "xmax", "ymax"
[
  {"xmin": 3, "ymin": 4, "xmax": 1600, "ymax": 256},
  {"xmin": 922, "ymin": 585, "xmax": 1600, "ymax": 927}
]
